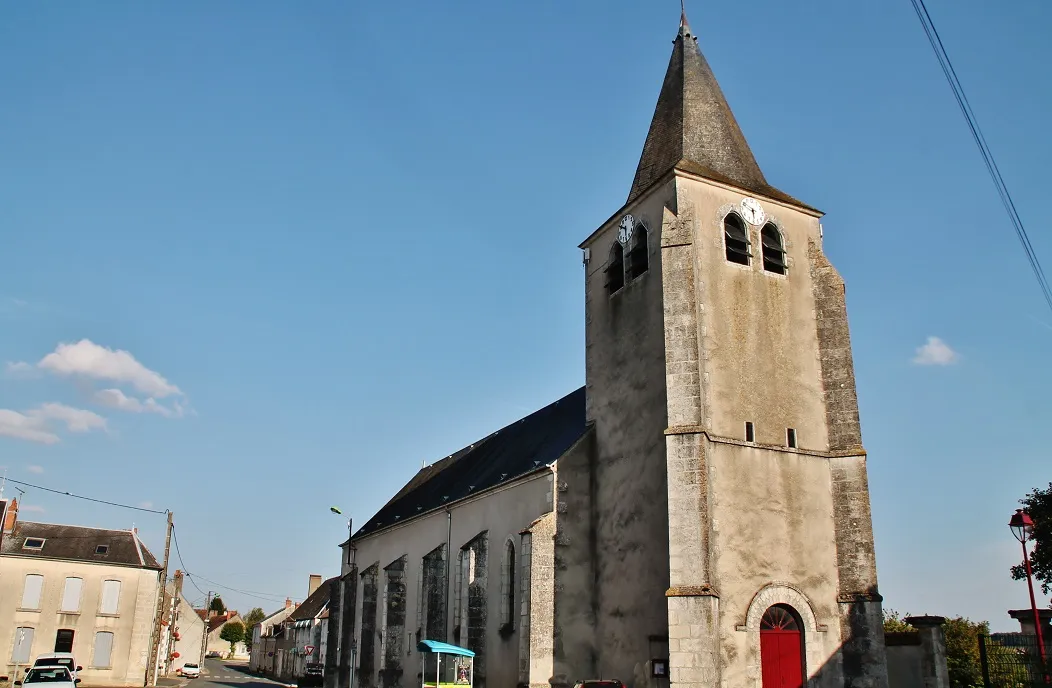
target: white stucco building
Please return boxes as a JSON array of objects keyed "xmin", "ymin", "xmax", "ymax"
[{"xmin": 0, "ymin": 499, "xmax": 163, "ymax": 687}]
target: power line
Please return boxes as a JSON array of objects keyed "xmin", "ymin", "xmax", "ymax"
[
  {"xmin": 909, "ymin": 0, "xmax": 1052, "ymax": 314},
  {"xmin": 2, "ymin": 477, "xmax": 168, "ymax": 514},
  {"xmin": 171, "ymin": 527, "xmax": 288, "ymax": 605}
]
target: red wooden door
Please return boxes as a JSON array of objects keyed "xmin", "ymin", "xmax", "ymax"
[{"xmin": 760, "ymin": 606, "xmax": 804, "ymax": 688}]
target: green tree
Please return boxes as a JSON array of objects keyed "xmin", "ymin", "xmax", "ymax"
[
  {"xmin": 1010, "ymin": 482, "xmax": 1052, "ymax": 595},
  {"xmin": 241, "ymin": 608, "xmax": 266, "ymax": 652},
  {"xmin": 882, "ymin": 609, "xmax": 915, "ymax": 633},
  {"xmin": 210, "ymin": 596, "xmax": 227, "ymax": 615},
  {"xmin": 942, "ymin": 616, "xmax": 985, "ymax": 688},
  {"xmin": 219, "ymin": 622, "xmax": 245, "ymax": 658}
]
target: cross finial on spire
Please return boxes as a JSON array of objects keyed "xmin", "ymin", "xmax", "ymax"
[{"xmin": 679, "ymin": 0, "xmax": 692, "ymax": 37}]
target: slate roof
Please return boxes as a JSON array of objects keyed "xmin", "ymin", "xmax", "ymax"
[
  {"xmin": 627, "ymin": 14, "xmax": 817, "ymax": 213},
  {"xmin": 354, "ymin": 387, "xmax": 587, "ymax": 539},
  {"xmin": 1, "ymin": 520, "xmax": 162, "ymax": 569},
  {"xmin": 289, "ymin": 577, "xmax": 337, "ymax": 622}
]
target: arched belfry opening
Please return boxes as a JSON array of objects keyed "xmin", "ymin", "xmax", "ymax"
[{"xmin": 759, "ymin": 604, "xmax": 804, "ymax": 688}]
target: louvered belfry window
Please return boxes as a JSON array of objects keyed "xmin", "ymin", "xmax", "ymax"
[
  {"xmin": 761, "ymin": 223, "xmax": 787, "ymax": 275},
  {"xmin": 724, "ymin": 213, "xmax": 751, "ymax": 265}
]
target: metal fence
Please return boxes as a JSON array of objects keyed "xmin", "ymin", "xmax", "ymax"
[{"xmin": 979, "ymin": 633, "xmax": 1050, "ymax": 688}]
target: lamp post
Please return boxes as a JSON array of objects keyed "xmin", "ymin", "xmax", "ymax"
[
  {"xmin": 1009, "ymin": 508, "xmax": 1048, "ymax": 671},
  {"xmin": 331, "ymin": 507, "xmax": 356, "ymax": 688}
]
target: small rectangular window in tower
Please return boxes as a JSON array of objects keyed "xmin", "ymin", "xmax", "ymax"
[
  {"xmin": 787, "ymin": 428, "xmax": 797, "ymax": 448},
  {"xmin": 745, "ymin": 421, "xmax": 755, "ymax": 443}
]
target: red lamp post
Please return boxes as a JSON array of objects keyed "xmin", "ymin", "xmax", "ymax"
[{"xmin": 1010, "ymin": 508, "xmax": 1048, "ymax": 671}]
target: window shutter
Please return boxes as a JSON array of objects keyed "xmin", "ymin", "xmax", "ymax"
[
  {"xmin": 21, "ymin": 574, "xmax": 43, "ymax": 609},
  {"xmin": 92, "ymin": 631, "xmax": 114, "ymax": 667},
  {"xmin": 100, "ymin": 580, "xmax": 121, "ymax": 614},
  {"xmin": 12, "ymin": 627, "xmax": 35, "ymax": 663},
  {"xmin": 61, "ymin": 578, "xmax": 83, "ymax": 612}
]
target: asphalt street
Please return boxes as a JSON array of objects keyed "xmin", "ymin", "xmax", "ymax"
[{"xmin": 180, "ymin": 660, "xmax": 291, "ymax": 688}]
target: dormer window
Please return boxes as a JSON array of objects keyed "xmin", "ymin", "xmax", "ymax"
[
  {"xmin": 605, "ymin": 243, "xmax": 625, "ymax": 294},
  {"xmin": 724, "ymin": 213, "xmax": 751, "ymax": 265},
  {"xmin": 23, "ymin": 538, "xmax": 45, "ymax": 550},
  {"xmin": 761, "ymin": 223, "xmax": 787, "ymax": 275},
  {"xmin": 95, "ymin": 545, "xmax": 109, "ymax": 555}
]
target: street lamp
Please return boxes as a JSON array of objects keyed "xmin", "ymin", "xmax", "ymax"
[{"xmin": 1009, "ymin": 508, "xmax": 1048, "ymax": 671}]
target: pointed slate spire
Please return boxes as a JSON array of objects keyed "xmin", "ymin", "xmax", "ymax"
[{"xmin": 628, "ymin": 12, "xmax": 799, "ymax": 205}]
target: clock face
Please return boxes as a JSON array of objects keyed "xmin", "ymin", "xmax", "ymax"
[
  {"xmin": 618, "ymin": 215, "xmax": 635, "ymax": 245},
  {"xmin": 740, "ymin": 197, "xmax": 765, "ymax": 226}
]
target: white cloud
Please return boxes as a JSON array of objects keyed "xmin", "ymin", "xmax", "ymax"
[
  {"xmin": 0, "ymin": 410, "xmax": 60, "ymax": 444},
  {"xmin": 29, "ymin": 403, "xmax": 107, "ymax": 433},
  {"xmin": 5, "ymin": 361, "xmax": 37, "ymax": 377},
  {"xmin": 912, "ymin": 336, "xmax": 960, "ymax": 366},
  {"xmin": 94, "ymin": 389, "xmax": 182, "ymax": 418},
  {"xmin": 26, "ymin": 465, "xmax": 44, "ymax": 474},
  {"xmin": 38, "ymin": 339, "xmax": 181, "ymax": 398},
  {"xmin": 20, "ymin": 505, "xmax": 45, "ymax": 514},
  {"xmin": 0, "ymin": 403, "xmax": 107, "ymax": 444}
]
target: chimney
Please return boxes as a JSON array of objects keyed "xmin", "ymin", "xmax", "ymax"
[
  {"xmin": 308, "ymin": 574, "xmax": 322, "ymax": 598},
  {"xmin": 285, "ymin": 597, "xmax": 293, "ymax": 609},
  {"xmin": 3, "ymin": 499, "xmax": 18, "ymax": 533}
]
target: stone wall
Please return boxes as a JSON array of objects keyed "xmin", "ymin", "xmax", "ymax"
[
  {"xmin": 521, "ymin": 513, "xmax": 556, "ymax": 688},
  {"xmin": 421, "ymin": 545, "xmax": 447, "ymax": 643},
  {"xmin": 382, "ymin": 556, "xmax": 408, "ymax": 688},
  {"xmin": 464, "ymin": 533, "xmax": 489, "ymax": 688},
  {"xmin": 578, "ymin": 179, "xmax": 673, "ymax": 686},
  {"xmin": 359, "ymin": 565, "xmax": 379, "ymax": 688}
]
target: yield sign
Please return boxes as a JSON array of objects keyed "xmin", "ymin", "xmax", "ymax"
[{"xmin": 305, "ymin": 646, "xmax": 315, "ymax": 656}]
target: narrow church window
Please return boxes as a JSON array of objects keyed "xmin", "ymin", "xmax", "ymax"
[
  {"xmin": 724, "ymin": 213, "xmax": 751, "ymax": 265},
  {"xmin": 606, "ymin": 242, "xmax": 625, "ymax": 293},
  {"xmin": 627, "ymin": 223, "xmax": 649, "ymax": 280},
  {"xmin": 500, "ymin": 540, "xmax": 516, "ymax": 629},
  {"xmin": 745, "ymin": 421, "xmax": 755, "ymax": 443},
  {"xmin": 761, "ymin": 224, "xmax": 787, "ymax": 275},
  {"xmin": 787, "ymin": 428, "xmax": 797, "ymax": 448}
]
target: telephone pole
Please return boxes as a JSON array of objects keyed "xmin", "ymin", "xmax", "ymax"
[
  {"xmin": 145, "ymin": 512, "xmax": 174, "ymax": 687},
  {"xmin": 200, "ymin": 591, "xmax": 214, "ymax": 668}
]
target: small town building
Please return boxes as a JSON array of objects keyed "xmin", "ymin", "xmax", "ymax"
[
  {"xmin": 157, "ymin": 571, "xmax": 204, "ymax": 676},
  {"xmin": 199, "ymin": 609, "xmax": 248, "ymax": 658},
  {"xmin": 249, "ymin": 598, "xmax": 297, "ymax": 674},
  {"xmin": 0, "ymin": 498, "xmax": 163, "ymax": 687},
  {"xmin": 282, "ymin": 575, "xmax": 335, "ymax": 681}
]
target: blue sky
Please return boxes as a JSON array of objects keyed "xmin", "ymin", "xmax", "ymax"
[{"xmin": 1, "ymin": 1, "xmax": 1049, "ymax": 629}]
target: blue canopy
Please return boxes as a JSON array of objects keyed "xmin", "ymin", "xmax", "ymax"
[{"xmin": 416, "ymin": 640, "xmax": 475, "ymax": 658}]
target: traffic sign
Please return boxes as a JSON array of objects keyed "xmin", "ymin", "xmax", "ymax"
[{"xmin": 305, "ymin": 646, "xmax": 315, "ymax": 656}]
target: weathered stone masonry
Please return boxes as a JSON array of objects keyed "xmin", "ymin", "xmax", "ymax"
[
  {"xmin": 359, "ymin": 565, "xmax": 379, "ymax": 688},
  {"xmin": 464, "ymin": 533, "xmax": 488, "ymax": 688},
  {"xmin": 382, "ymin": 556, "xmax": 408, "ymax": 688}
]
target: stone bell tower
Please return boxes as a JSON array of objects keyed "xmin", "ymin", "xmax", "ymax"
[{"xmin": 557, "ymin": 10, "xmax": 889, "ymax": 688}]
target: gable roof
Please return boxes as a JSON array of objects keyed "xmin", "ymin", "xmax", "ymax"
[
  {"xmin": 354, "ymin": 387, "xmax": 587, "ymax": 539},
  {"xmin": 627, "ymin": 14, "xmax": 815, "ymax": 213},
  {"xmin": 207, "ymin": 612, "xmax": 241, "ymax": 633},
  {"xmin": 1, "ymin": 521, "xmax": 161, "ymax": 569},
  {"xmin": 289, "ymin": 577, "xmax": 336, "ymax": 622}
]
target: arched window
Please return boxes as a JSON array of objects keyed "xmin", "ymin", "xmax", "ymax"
[
  {"xmin": 605, "ymin": 242, "xmax": 625, "ymax": 293},
  {"xmin": 760, "ymin": 224, "xmax": 786, "ymax": 275},
  {"xmin": 760, "ymin": 605, "xmax": 804, "ymax": 688},
  {"xmin": 724, "ymin": 213, "xmax": 751, "ymax": 266},
  {"xmin": 627, "ymin": 222, "xmax": 649, "ymax": 279},
  {"xmin": 500, "ymin": 540, "xmax": 516, "ymax": 629}
]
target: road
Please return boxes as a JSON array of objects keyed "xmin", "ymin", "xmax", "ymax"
[{"xmin": 179, "ymin": 660, "xmax": 293, "ymax": 688}]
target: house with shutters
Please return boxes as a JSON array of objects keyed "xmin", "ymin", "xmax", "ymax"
[{"xmin": 0, "ymin": 498, "xmax": 163, "ymax": 687}]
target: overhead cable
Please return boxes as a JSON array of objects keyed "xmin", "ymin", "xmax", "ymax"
[{"xmin": 909, "ymin": 0, "xmax": 1052, "ymax": 313}]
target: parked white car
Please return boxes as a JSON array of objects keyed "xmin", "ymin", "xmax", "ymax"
[
  {"xmin": 31, "ymin": 654, "xmax": 81, "ymax": 681},
  {"xmin": 179, "ymin": 663, "xmax": 201, "ymax": 679},
  {"xmin": 16, "ymin": 665, "xmax": 79, "ymax": 688}
]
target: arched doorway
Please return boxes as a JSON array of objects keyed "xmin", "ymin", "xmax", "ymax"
[{"xmin": 760, "ymin": 604, "xmax": 804, "ymax": 688}]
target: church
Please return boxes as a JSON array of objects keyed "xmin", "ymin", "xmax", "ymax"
[{"xmin": 325, "ymin": 10, "xmax": 888, "ymax": 688}]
